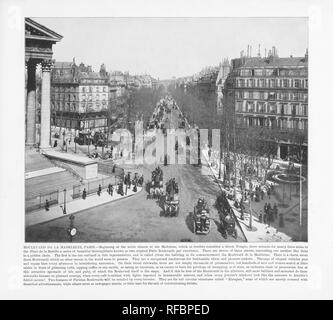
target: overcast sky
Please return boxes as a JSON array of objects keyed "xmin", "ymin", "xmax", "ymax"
[{"xmin": 34, "ymin": 17, "xmax": 308, "ymax": 79}]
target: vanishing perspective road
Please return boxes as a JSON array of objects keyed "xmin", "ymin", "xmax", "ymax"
[{"xmin": 26, "ymin": 97, "xmax": 246, "ymax": 242}]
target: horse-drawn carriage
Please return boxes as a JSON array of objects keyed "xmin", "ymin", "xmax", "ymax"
[
  {"xmin": 193, "ymin": 198, "xmax": 210, "ymax": 234},
  {"xmin": 164, "ymin": 178, "xmax": 179, "ymax": 217},
  {"xmin": 216, "ymin": 193, "xmax": 238, "ymax": 239},
  {"xmin": 148, "ymin": 167, "xmax": 163, "ymax": 199}
]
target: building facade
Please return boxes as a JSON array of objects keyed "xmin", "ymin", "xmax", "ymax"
[
  {"xmin": 216, "ymin": 59, "xmax": 231, "ymax": 115},
  {"xmin": 51, "ymin": 61, "xmax": 109, "ymax": 133},
  {"xmin": 224, "ymin": 48, "xmax": 308, "ymax": 161}
]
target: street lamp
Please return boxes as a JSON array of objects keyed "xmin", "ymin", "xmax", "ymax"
[
  {"xmin": 62, "ymin": 129, "xmax": 66, "ymax": 151},
  {"xmin": 299, "ymin": 163, "xmax": 303, "ymax": 239},
  {"xmin": 63, "ymin": 188, "xmax": 67, "ymax": 215}
]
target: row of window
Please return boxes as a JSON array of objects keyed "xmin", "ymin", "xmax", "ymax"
[
  {"xmin": 52, "ymin": 86, "xmax": 108, "ymax": 93},
  {"xmin": 52, "ymin": 94, "xmax": 107, "ymax": 102},
  {"xmin": 80, "ymin": 79, "xmax": 107, "ymax": 85},
  {"xmin": 236, "ymin": 101, "xmax": 307, "ymax": 116},
  {"xmin": 53, "ymin": 118, "xmax": 108, "ymax": 129},
  {"xmin": 236, "ymin": 91, "xmax": 308, "ymax": 102},
  {"xmin": 238, "ymin": 68, "xmax": 307, "ymax": 77},
  {"xmin": 52, "ymin": 86, "xmax": 77, "ymax": 93},
  {"xmin": 236, "ymin": 116, "xmax": 308, "ymax": 130},
  {"xmin": 236, "ymin": 78, "xmax": 308, "ymax": 89},
  {"xmin": 81, "ymin": 86, "xmax": 107, "ymax": 93},
  {"xmin": 52, "ymin": 101, "xmax": 107, "ymax": 112}
]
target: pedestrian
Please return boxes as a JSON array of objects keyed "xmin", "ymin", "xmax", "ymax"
[
  {"xmin": 279, "ymin": 213, "xmax": 285, "ymax": 228},
  {"xmin": 53, "ymin": 140, "xmax": 58, "ymax": 148},
  {"xmin": 45, "ymin": 199, "xmax": 50, "ymax": 211},
  {"xmin": 267, "ymin": 202, "xmax": 272, "ymax": 213},
  {"xmin": 68, "ymin": 138, "xmax": 71, "ymax": 145},
  {"xmin": 263, "ymin": 211, "xmax": 267, "ymax": 224},
  {"xmin": 110, "ymin": 185, "xmax": 113, "ymax": 196},
  {"xmin": 125, "ymin": 184, "xmax": 128, "ymax": 195},
  {"xmin": 261, "ymin": 189, "xmax": 265, "ymax": 200},
  {"xmin": 107, "ymin": 183, "xmax": 112, "ymax": 195},
  {"xmin": 82, "ymin": 188, "xmax": 87, "ymax": 200},
  {"xmin": 273, "ymin": 203, "xmax": 278, "ymax": 220},
  {"xmin": 97, "ymin": 184, "xmax": 102, "ymax": 196},
  {"xmin": 267, "ymin": 186, "xmax": 271, "ymax": 199},
  {"xmin": 259, "ymin": 210, "xmax": 263, "ymax": 223},
  {"xmin": 264, "ymin": 202, "xmax": 268, "ymax": 215},
  {"xmin": 250, "ymin": 191, "xmax": 254, "ymax": 201},
  {"xmin": 255, "ymin": 190, "xmax": 260, "ymax": 202},
  {"xmin": 267, "ymin": 207, "xmax": 273, "ymax": 225}
]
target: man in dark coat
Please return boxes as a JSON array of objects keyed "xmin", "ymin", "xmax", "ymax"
[
  {"xmin": 273, "ymin": 203, "xmax": 278, "ymax": 220},
  {"xmin": 45, "ymin": 199, "xmax": 50, "ymax": 211}
]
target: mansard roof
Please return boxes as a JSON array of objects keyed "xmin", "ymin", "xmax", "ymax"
[{"xmin": 238, "ymin": 56, "xmax": 307, "ymax": 69}]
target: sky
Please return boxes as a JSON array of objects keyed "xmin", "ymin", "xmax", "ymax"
[{"xmin": 34, "ymin": 17, "xmax": 308, "ymax": 79}]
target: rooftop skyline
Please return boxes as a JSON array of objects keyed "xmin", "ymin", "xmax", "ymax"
[{"xmin": 34, "ymin": 17, "xmax": 308, "ymax": 79}]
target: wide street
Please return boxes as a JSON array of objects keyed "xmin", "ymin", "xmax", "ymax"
[
  {"xmin": 26, "ymin": 97, "xmax": 246, "ymax": 242},
  {"xmin": 26, "ymin": 161, "xmax": 245, "ymax": 242}
]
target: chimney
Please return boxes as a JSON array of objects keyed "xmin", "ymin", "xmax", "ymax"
[
  {"xmin": 265, "ymin": 48, "xmax": 267, "ymax": 58},
  {"xmin": 250, "ymin": 45, "xmax": 252, "ymax": 57},
  {"xmin": 247, "ymin": 45, "xmax": 249, "ymax": 57},
  {"xmin": 258, "ymin": 44, "xmax": 261, "ymax": 57}
]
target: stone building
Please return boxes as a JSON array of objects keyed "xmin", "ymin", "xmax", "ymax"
[
  {"xmin": 223, "ymin": 47, "xmax": 308, "ymax": 161},
  {"xmin": 216, "ymin": 58, "xmax": 232, "ymax": 115},
  {"xmin": 51, "ymin": 61, "xmax": 109, "ymax": 133}
]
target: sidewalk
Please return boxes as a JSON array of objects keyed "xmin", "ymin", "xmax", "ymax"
[
  {"xmin": 26, "ymin": 186, "xmax": 142, "ymax": 227},
  {"xmin": 202, "ymin": 148, "xmax": 292, "ymax": 242},
  {"xmin": 25, "ymin": 167, "xmax": 66, "ymax": 179}
]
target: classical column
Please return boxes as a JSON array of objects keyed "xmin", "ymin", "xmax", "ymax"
[
  {"xmin": 26, "ymin": 60, "xmax": 37, "ymax": 145},
  {"xmin": 40, "ymin": 60, "xmax": 52, "ymax": 149},
  {"xmin": 277, "ymin": 143, "xmax": 281, "ymax": 159}
]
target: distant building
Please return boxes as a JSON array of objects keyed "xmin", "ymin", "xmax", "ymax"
[
  {"xmin": 51, "ymin": 60, "xmax": 109, "ymax": 133},
  {"xmin": 223, "ymin": 47, "xmax": 308, "ymax": 161},
  {"xmin": 216, "ymin": 59, "xmax": 231, "ymax": 115}
]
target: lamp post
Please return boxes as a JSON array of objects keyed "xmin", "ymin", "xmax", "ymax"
[
  {"xmin": 299, "ymin": 163, "xmax": 303, "ymax": 238},
  {"xmin": 62, "ymin": 129, "xmax": 66, "ymax": 151},
  {"xmin": 63, "ymin": 188, "xmax": 67, "ymax": 215}
]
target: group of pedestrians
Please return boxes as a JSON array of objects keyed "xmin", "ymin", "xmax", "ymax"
[
  {"xmin": 258, "ymin": 202, "xmax": 285, "ymax": 228},
  {"xmin": 259, "ymin": 203, "xmax": 278, "ymax": 224},
  {"xmin": 248, "ymin": 182, "xmax": 274, "ymax": 203}
]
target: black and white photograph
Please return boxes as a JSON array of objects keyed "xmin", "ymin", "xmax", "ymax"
[{"xmin": 24, "ymin": 17, "xmax": 308, "ymax": 243}]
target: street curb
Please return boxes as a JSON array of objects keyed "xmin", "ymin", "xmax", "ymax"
[
  {"xmin": 202, "ymin": 151, "xmax": 248, "ymax": 243},
  {"xmin": 26, "ymin": 187, "xmax": 143, "ymax": 227}
]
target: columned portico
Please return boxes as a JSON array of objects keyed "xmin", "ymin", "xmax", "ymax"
[{"xmin": 25, "ymin": 18, "xmax": 62, "ymax": 148}]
